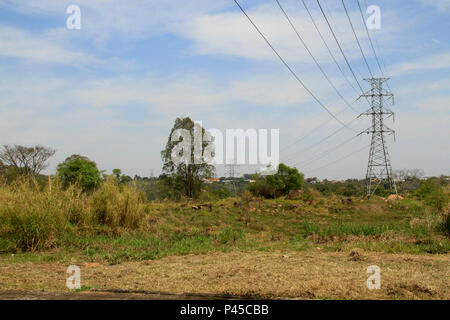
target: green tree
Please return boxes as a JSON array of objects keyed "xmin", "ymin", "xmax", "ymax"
[
  {"xmin": 112, "ymin": 168, "xmax": 132, "ymax": 185},
  {"xmin": 160, "ymin": 117, "xmax": 215, "ymax": 199},
  {"xmin": 249, "ymin": 163, "xmax": 304, "ymax": 198},
  {"xmin": 57, "ymin": 155, "xmax": 102, "ymax": 191}
]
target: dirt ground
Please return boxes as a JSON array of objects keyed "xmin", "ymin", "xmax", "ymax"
[{"xmin": 0, "ymin": 250, "xmax": 448, "ymax": 300}]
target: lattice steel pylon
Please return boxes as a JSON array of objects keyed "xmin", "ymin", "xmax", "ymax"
[{"xmin": 358, "ymin": 78, "xmax": 397, "ymax": 198}]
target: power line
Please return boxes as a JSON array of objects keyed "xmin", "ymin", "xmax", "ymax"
[
  {"xmin": 358, "ymin": 0, "xmax": 391, "ymax": 91},
  {"xmin": 283, "ymin": 115, "xmax": 361, "ymax": 163},
  {"xmin": 361, "ymin": 0, "xmax": 388, "ymax": 72},
  {"xmin": 275, "ymin": 0, "xmax": 358, "ymax": 114},
  {"xmin": 315, "ymin": 0, "xmax": 366, "ymax": 95},
  {"xmin": 372, "ymin": 32, "xmax": 388, "ymax": 72},
  {"xmin": 341, "ymin": 0, "xmax": 374, "ymax": 78},
  {"xmin": 294, "ymin": 133, "xmax": 360, "ymax": 168},
  {"xmin": 233, "ymin": 0, "xmax": 354, "ymax": 131},
  {"xmin": 322, "ymin": 0, "xmax": 364, "ymax": 82},
  {"xmin": 299, "ymin": 0, "xmax": 359, "ymax": 96},
  {"xmin": 280, "ymin": 97, "xmax": 360, "ymax": 153},
  {"xmin": 307, "ymin": 144, "xmax": 369, "ymax": 173},
  {"xmin": 356, "ymin": 0, "xmax": 383, "ymax": 77}
]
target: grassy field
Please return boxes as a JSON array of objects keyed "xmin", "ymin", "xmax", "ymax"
[{"xmin": 0, "ymin": 178, "xmax": 448, "ymax": 299}]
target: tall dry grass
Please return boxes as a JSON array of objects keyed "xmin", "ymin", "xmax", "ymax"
[{"xmin": 0, "ymin": 177, "xmax": 147, "ymax": 251}]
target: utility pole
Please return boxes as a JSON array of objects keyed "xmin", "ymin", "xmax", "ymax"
[
  {"xmin": 225, "ymin": 159, "xmax": 239, "ymax": 196},
  {"xmin": 359, "ymin": 78, "xmax": 397, "ymax": 198},
  {"xmin": 225, "ymin": 159, "xmax": 239, "ymax": 180}
]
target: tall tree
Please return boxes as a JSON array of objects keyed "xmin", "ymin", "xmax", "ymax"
[
  {"xmin": 0, "ymin": 144, "xmax": 55, "ymax": 176},
  {"xmin": 161, "ymin": 117, "xmax": 215, "ymax": 199}
]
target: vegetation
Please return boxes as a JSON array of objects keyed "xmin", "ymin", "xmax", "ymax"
[
  {"xmin": 0, "ymin": 177, "xmax": 147, "ymax": 252},
  {"xmin": 0, "ymin": 126, "xmax": 448, "ymax": 300},
  {"xmin": 160, "ymin": 117, "xmax": 215, "ymax": 199},
  {"xmin": 57, "ymin": 155, "xmax": 102, "ymax": 192},
  {"xmin": 0, "ymin": 174, "xmax": 448, "ymax": 259},
  {"xmin": 249, "ymin": 163, "xmax": 304, "ymax": 198},
  {"xmin": 0, "ymin": 144, "xmax": 55, "ymax": 180}
]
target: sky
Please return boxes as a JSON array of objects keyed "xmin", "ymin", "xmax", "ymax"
[{"xmin": 0, "ymin": 0, "xmax": 449, "ymax": 179}]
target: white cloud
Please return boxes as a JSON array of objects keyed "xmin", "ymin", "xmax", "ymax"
[
  {"xmin": 71, "ymin": 72, "xmax": 323, "ymax": 115},
  {"xmin": 0, "ymin": 0, "xmax": 230, "ymax": 42},
  {"xmin": 390, "ymin": 51, "xmax": 450, "ymax": 76},
  {"xmin": 0, "ymin": 68, "xmax": 359, "ymax": 176},
  {"xmin": 416, "ymin": 96, "xmax": 450, "ymax": 112},
  {"xmin": 0, "ymin": 0, "xmax": 387, "ymax": 64},
  {"xmin": 419, "ymin": 0, "xmax": 450, "ymax": 12},
  {"xmin": 0, "ymin": 26, "xmax": 95, "ymax": 65},
  {"xmin": 175, "ymin": 3, "xmax": 368, "ymax": 64},
  {"xmin": 0, "ymin": 26, "xmax": 130, "ymax": 69}
]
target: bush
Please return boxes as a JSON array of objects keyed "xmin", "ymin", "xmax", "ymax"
[
  {"xmin": 300, "ymin": 188, "xmax": 322, "ymax": 203},
  {"xmin": 0, "ymin": 176, "xmax": 148, "ymax": 252},
  {"xmin": 91, "ymin": 178, "xmax": 146, "ymax": 230},
  {"xmin": 0, "ymin": 178, "xmax": 81, "ymax": 251},
  {"xmin": 416, "ymin": 179, "xmax": 449, "ymax": 211},
  {"xmin": 249, "ymin": 163, "xmax": 304, "ymax": 198},
  {"xmin": 217, "ymin": 228, "xmax": 244, "ymax": 244},
  {"xmin": 436, "ymin": 206, "xmax": 450, "ymax": 238}
]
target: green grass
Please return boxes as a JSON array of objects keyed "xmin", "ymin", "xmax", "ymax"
[{"xmin": 0, "ymin": 180, "xmax": 449, "ymax": 264}]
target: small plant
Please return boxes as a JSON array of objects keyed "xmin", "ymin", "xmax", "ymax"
[
  {"xmin": 436, "ymin": 205, "xmax": 450, "ymax": 238},
  {"xmin": 217, "ymin": 228, "xmax": 244, "ymax": 244}
]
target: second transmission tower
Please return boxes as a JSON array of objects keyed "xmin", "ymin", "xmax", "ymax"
[{"xmin": 359, "ymin": 78, "xmax": 397, "ymax": 198}]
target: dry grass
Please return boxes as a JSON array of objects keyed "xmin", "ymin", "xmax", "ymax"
[
  {"xmin": 0, "ymin": 177, "xmax": 148, "ymax": 251},
  {"xmin": 0, "ymin": 250, "xmax": 448, "ymax": 299},
  {"xmin": 0, "ymin": 178, "xmax": 448, "ymax": 299}
]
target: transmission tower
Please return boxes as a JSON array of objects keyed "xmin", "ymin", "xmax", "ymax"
[
  {"xmin": 359, "ymin": 78, "xmax": 397, "ymax": 198},
  {"xmin": 225, "ymin": 159, "xmax": 239, "ymax": 179}
]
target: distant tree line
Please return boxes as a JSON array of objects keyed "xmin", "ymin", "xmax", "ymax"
[{"xmin": 1, "ymin": 117, "xmax": 447, "ymax": 203}]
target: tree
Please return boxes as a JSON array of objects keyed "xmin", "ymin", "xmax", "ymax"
[
  {"xmin": 160, "ymin": 117, "xmax": 215, "ymax": 199},
  {"xmin": 277, "ymin": 163, "xmax": 304, "ymax": 195},
  {"xmin": 0, "ymin": 144, "xmax": 55, "ymax": 176},
  {"xmin": 112, "ymin": 168, "xmax": 132, "ymax": 185},
  {"xmin": 249, "ymin": 163, "xmax": 304, "ymax": 198},
  {"xmin": 393, "ymin": 168, "xmax": 425, "ymax": 193},
  {"xmin": 57, "ymin": 155, "xmax": 102, "ymax": 191}
]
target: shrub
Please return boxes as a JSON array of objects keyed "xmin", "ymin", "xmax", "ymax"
[
  {"xmin": 425, "ymin": 188, "xmax": 448, "ymax": 212},
  {"xmin": 91, "ymin": 178, "xmax": 146, "ymax": 230},
  {"xmin": 217, "ymin": 228, "xmax": 244, "ymax": 244},
  {"xmin": 416, "ymin": 179, "xmax": 449, "ymax": 212},
  {"xmin": 0, "ymin": 176, "xmax": 147, "ymax": 252},
  {"xmin": 436, "ymin": 205, "xmax": 450, "ymax": 238},
  {"xmin": 249, "ymin": 163, "xmax": 304, "ymax": 198},
  {"xmin": 0, "ymin": 178, "xmax": 80, "ymax": 251},
  {"xmin": 300, "ymin": 188, "xmax": 322, "ymax": 203}
]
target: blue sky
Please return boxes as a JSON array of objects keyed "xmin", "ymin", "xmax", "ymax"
[{"xmin": 0, "ymin": 0, "xmax": 449, "ymax": 179}]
